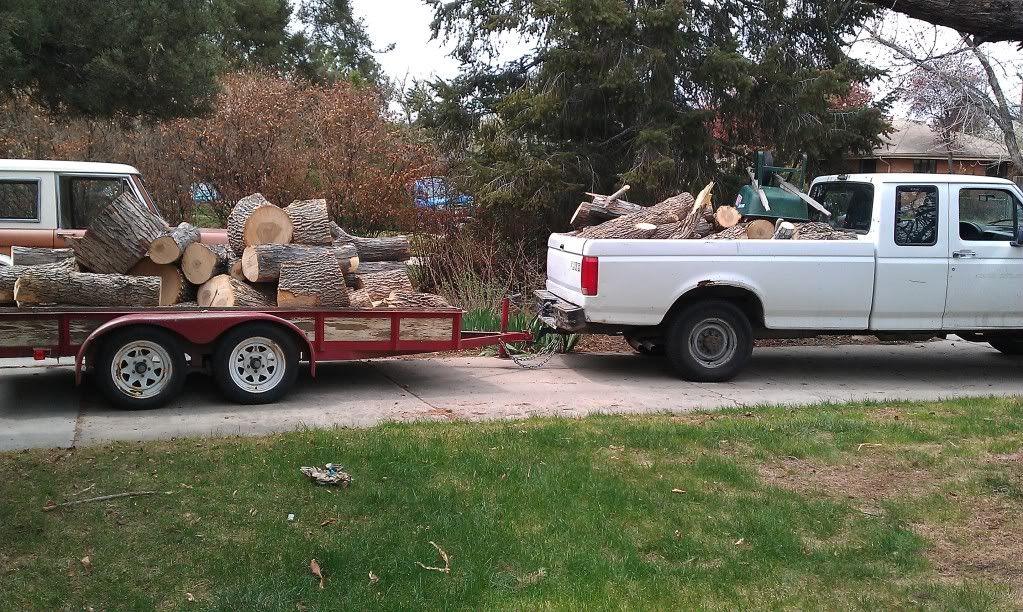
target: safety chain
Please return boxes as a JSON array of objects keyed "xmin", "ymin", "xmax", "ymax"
[{"xmin": 500, "ymin": 314, "xmax": 563, "ymax": 370}]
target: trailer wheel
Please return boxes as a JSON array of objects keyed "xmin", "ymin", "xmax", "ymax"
[
  {"xmin": 95, "ymin": 327, "xmax": 187, "ymax": 410},
  {"xmin": 666, "ymin": 300, "xmax": 753, "ymax": 382},
  {"xmin": 213, "ymin": 323, "xmax": 299, "ymax": 404}
]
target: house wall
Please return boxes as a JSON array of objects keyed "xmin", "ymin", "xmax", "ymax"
[{"xmin": 844, "ymin": 158, "xmax": 1017, "ymax": 177}]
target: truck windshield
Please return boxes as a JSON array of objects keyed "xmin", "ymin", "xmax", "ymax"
[{"xmin": 807, "ymin": 182, "xmax": 874, "ymax": 233}]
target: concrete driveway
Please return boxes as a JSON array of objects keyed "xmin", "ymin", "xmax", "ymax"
[{"xmin": 2, "ymin": 338, "xmax": 1021, "ymax": 451}]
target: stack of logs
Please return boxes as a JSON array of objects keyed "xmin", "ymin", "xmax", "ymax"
[
  {"xmin": 567, "ymin": 184, "xmax": 856, "ymax": 241},
  {"xmin": 2, "ymin": 192, "xmax": 450, "ymax": 309}
]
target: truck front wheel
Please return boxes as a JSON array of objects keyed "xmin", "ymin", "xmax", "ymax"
[
  {"xmin": 213, "ymin": 323, "xmax": 300, "ymax": 404},
  {"xmin": 666, "ymin": 300, "xmax": 753, "ymax": 382}
]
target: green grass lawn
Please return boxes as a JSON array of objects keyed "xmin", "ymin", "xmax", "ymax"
[{"xmin": 2, "ymin": 398, "xmax": 1022, "ymax": 611}]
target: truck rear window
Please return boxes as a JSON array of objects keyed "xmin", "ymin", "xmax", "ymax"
[{"xmin": 807, "ymin": 182, "xmax": 873, "ymax": 233}]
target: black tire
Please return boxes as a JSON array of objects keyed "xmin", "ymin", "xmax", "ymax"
[
  {"xmin": 94, "ymin": 327, "xmax": 187, "ymax": 410},
  {"xmin": 213, "ymin": 323, "xmax": 300, "ymax": 404},
  {"xmin": 666, "ymin": 300, "xmax": 753, "ymax": 382},
  {"xmin": 989, "ymin": 340, "xmax": 1023, "ymax": 355},
  {"xmin": 626, "ymin": 336, "xmax": 666, "ymax": 356}
]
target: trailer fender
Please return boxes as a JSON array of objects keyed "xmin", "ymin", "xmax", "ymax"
[{"xmin": 75, "ymin": 312, "xmax": 317, "ymax": 385}]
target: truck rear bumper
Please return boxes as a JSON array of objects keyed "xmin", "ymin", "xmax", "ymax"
[{"xmin": 535, "ymin": 290, "xmax": 587, "ymax": 332}]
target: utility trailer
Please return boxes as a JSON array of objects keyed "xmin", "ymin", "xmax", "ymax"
[{"xmin": 0, "ymin": 299, "xmax": 530, "ymax": 409}]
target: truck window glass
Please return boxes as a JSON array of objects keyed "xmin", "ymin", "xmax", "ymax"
[
  {"xmin": 958, "ymin": 188, "xmax": 1021, "ymax": 241},
  {"xmin": 894, "ymin": 185, "xmax": 938, "ymax": 246},
  {"xmin": 0, "ymin": 180, "xmax": 40, "ymax": 220},
  {"xmin": 59, "ymin": 176, "xmax": 129, "ymax": 229},
  {"xmin": 807, "ymin": 182, "xmax": 873, "ymax": 233}
]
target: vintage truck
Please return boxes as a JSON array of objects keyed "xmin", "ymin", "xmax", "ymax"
[{"xmin": 538, "ymin": 173, "xmax": 1023, "ymax": 381}]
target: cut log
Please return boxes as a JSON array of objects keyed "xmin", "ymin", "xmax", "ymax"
[
  {"xmin": 197, "ymin": 275, "xmax": 275, "ymax": 308},
  {"xmin": 793, "ymin": 222, "xmax": 857, "ymax": 241},
  {"xmin": 384, "ymin": 291, "xmax": 451, "ymax": 308},
  {"xmin": 277, "ymin": 256, "xmax": 350, "ymax": 308},
  {"xmin": 651, "ymin": 222, "xmax": 682, "ymax": 240},
  {"xmin": 62, "ymin": 192, "xmax": 168, "ymax": 273},
  {"xmin": 10, "ymin": 247, "xmax": 74, "ymax": 266},
  {"xmin": 713, "ymin": 206, "xmax": 742, "ymax": 231},
  {"xmin": 709, "ymin": 224, "xmax": 749, "ymax": 240},
  {"xmin": 356, "ymin": 261, "xmax": 408, "ymax": 274},
  {"xmin": 330, "ymin": 223, "xmax": 411, "ymax": 262},
  {"xmin": 694, "ymin": 218, "xmax": 715, "ymax": 238},
  {"xmin": 773, "ymin": 219, "xmax": 795, "ymax": 240},
  {"xmin": 0, "ymin": 259, "xmax": 76, "ymax": 304},
  {"xmin": 666, "ymin": 183, "xmax": 715, "ymax": 240},
  {"xmin": 149, "ymin": 222, "xmax": 200, "ymax": 264},
  {"xmin": 577, "ymin": 193, "xmax": 694, "ymax": 239},
  {"xmin": 182, "ymin": 243, "xmax": 237, "ymax": 285},
  {"xmin": 745, "ymin": 219, "xmax": 776, "ymax": 239},
  {"xmin": 227, "ymin": 193, "xmax": 294, "ymax": 255},
  {"xmin": 349, "ymin": 288, "xmax": 374, "ymax": 308},
  {"xmin": 229, "ymin": 259, "xmax": 247, "ymax": 282},
  {"xmin": 15, "ymin": 268, "xmax": 161, "ymax": 307},
  {"xmin": 129, "ymin": 257, "xmax": 195, "ymax": 305},
  {"xmin": 242, "ymin": 244, "xmax": 359, "ymax": 283},
  {"xmin": 570, "ymin": 190, "xmax": 646, "ymax": 229},
  {"xmin": 285, "ymin": 200, "xmax": 333, "ymax": 246},
  {"xmin": 360, "ymin": 269, "xmax": 414, "ymax": 302}
]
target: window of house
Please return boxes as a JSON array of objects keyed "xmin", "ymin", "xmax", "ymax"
[
  {"xmin": 0, "ymin": 180, "xmax": 40, "ymax": 220},
  {"xmin": 912, "ymin": 159, "xmax": 938, "ymax": 174},
  {"xmin": 58, "ymin": 176, "xmax": 130, "ymax": 229},
  {"xmin": 858, "ymin": 159, "xmax": 877, "ymax": 173},
  {"xmin": 895, "ymin": 185, "xmax": 939, "ymax": 246},
  {"xmin": 958, "ymin": 188, "xmax": 1021, "ymax": 241}
]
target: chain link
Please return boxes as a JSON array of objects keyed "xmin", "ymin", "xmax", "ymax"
[{"xmin": 500, "ymin": 314, "xmax": 562, "ymax": 370}]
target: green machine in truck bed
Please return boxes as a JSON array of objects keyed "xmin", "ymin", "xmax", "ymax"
[{"xmin": 734, "ymin": 152, "xmax": 811, "ymax": 221}]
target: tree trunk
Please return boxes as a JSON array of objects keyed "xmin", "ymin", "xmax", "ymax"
[
  {"xmin": 330, "ymin": 223, "xmax": 411, "ymax": 262},
  {"xmin": 384, "ymin": 291, "xmax": 451, "ymax": 308},
  {"xmin": 15, "ymin": 268, "xmax": 161, "ymax": 307},
  {"xmin": 129, "ymin": 257, "xmax": 195, "ymax": 305},
  {"xmin": 745, "ymin": 219, "xmax": 776, "ymax": 239},
  {"xmin": 577, "ymin": 193, "xmax": 695, "ymax": 239},
  {"xmin": 713, "ymin": 206, "xmax": 742, "ymax": 230},
  {"xmin": 227, "ymin": 193, "xmax": 294, "ymax": 256},
  {"xmin": 10, "ymin": 247, "xmax": 74, "ymax": 266},
  {"xmin": 0, "ymin": 259, "xmax": 76, "ymax": 304},
  {"xmin": 709, "ymin": 224, "xmax": 749, "ymax": 240},
  {"xmin": 182, "ymin": 243, "xmax": 237, "ymax": 285},
  {"xmin": 360, "ymin": 269, "xmax": 415, "ymax": 302},
  {"xmin": 241, "ymin": 243, "xmax": 359, "ymax": 283},
  {"xmin": 862, "ymin": 0, "xmax": 1023, "ymax": 44},
  {"xmin": 285, "ymin": 199, "xmax": 333, "ymax": 246},
  {"xmin": 773, "ymin": 220, "xmax": 796, "ymax": 240},
  {"xmin": 62, "ymin": 192, "xmax": 168, "ymax": 273},
  {"xmin": 569, "ymin": 198, "xmax": 645, "ymax": 229},
  {"xmin": 277, "ymin": 256, "xmax": 350, "ymax": 308},
  {"xmin": 349, "ymin": 288, "xmax": 374, "ymax": 308},
  {"xmin": 197, "ymin": 275, "xmax": 275, "ymax": 308},
  {"xmin": 149, "ymin": 222, "xmax": 200, "ymax": 264}
]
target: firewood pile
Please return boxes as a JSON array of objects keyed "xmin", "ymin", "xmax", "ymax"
[
  {"xmin": 1, "ymin": 192, "xmax": 450, "ymax": 309},
  {"xmin": 566, "ymin": 183, "xmax": 857, "ymax": 241}
]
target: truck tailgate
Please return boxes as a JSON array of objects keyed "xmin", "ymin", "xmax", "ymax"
[{"xmin": 546, "ymin": 233, "xmax": 587, "ymax": 304}]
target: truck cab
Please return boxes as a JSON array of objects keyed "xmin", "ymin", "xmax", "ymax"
[{"xmin": 539, "ymin": 173, "xmax": 1023, "ymax": 381}]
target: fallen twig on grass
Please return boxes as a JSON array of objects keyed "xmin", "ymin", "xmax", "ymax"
[
  {"xmin": 310, "ymin": 559, "xmax": 325, "ymax": 589},
  {"xmin": 42, "ymin": 491, "xmax": 156, "ymax": 512},
  {"xmin": 415, "ymin": 541, "xmax": 451, "ymax": 574},
  {"xmin": 856, "ymin": 443, "xmax": 883, "ymax": 452}
]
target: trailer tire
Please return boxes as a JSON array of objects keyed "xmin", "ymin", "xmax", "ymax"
[
  {"xmin": 213, "ymin": 323, "xmax": 300, "ymax": 404},
  {"xmin": 95, "ymin": 327, "xmax": 187, "ymax": 410},
  {"xmin": 666, "ymin": 300, "xmax": 752, "ymax": 382}
]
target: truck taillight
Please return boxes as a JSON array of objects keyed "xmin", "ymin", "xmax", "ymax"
[{"xmin": 580, "ymin": 256, "xmax": 599, "ymax": 296}]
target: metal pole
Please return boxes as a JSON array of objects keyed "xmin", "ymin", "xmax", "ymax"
[{"xmin": 499, "ymin": 297, "xmax": 510, "ymax": 358}]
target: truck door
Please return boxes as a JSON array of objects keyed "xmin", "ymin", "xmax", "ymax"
[
  {"xmin": 54, "ymin": 174, "xmax": 138, "ymax": 246},
  {"xmin": 943, "ymin": 184, "xmax": 1023, "ymax": 328}
]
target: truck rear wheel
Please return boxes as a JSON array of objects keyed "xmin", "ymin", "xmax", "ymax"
[
  {"xmin": 213, "ymin": 323, "xmax": 299, "ymax": 404},
  {"xmin": 95, "ymin": 327, "xmax": 187, "ymax": 410},
  {"xmin": 666, "ymin": 300, "xmax": 753, "ymax": 382}
]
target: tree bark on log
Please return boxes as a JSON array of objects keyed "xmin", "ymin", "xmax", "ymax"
[
  {"xmin": 713, "ymin": 206, "xmax": 742, "ymax": 231},
  {"xmin": 129, "ymin": 257, "xmax": 195, "ymax": 305},
  {"xmin": 577, "ymin": 193, "xmax": 694, "ymax": 239},
  {"xmin": 745, "ymin": 219, "xmax": 776, "ymax": 239},
  {"xmin": 241, "ymin": 244, "xmax": 359, "ymax": 283},
  {"xmin": 569, "ymin": 198, "xmax": 645, "ymax": 229},
  {"xmin": 285, "ymin": 199, "xmax": 333, "ymax": 246},
  {"xmin": 149, "ymin": 222, "xmax": 200, "ymax": 264},
  {"xmin": 709, "ymin": 224, "xmax": 749, "ymax": 240},
  {"xmin": 330, "ymin": 223, "xmax": 411, "ymax": 262},
  {"xmin": 15, "ymin": 268, "xmax": 161, "ymax": 307},
  {"xmin": 227, "ymin": 193, "xmax": 294, "ymax": 255},
  {"xmin": 384, "ymin": 291, "xmax": 451, "ymax": 308},
  {"xmin": 62, "ymin": 192, "xmax": 168, "ymax": 273},
  {"xmin": 360, "ymin": 269, "xmax": 414, "ymax": 302},
  {"xmin": 10, "ymin": 247, "xmax": 75, "ymax": 266},
  {"xmin": 667, "ymin": 183, "xmax": 715, "ymax": 240},
  {"xmin": 773, "ymin": 220, "xmax": 796, "ymax": 240},
  {"xmin": 792, "ymin": 222, "xmax": 857, "ymax": 240},
  {"xmin": 197, "ymin": 275, "xmax": 275, "ymax": 308},
  {"xmin": 277, "ymin": 256, "xmax": 350, "ymax": 308},
  {"xmin": 349, "ymin": 288, "xmax": 374, "ymax": 308},
  {"xmin": 0, "ymin": 259, "xmax": 76, "ymax": 304},
  {"xmin": 182, "ymin": 243, "xmax": 237, "ymax": 285}
]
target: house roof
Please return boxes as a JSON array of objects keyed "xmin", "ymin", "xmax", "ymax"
[{"xmin": 854, "ymin": 119, "xmax": 1010, "ymax": 162}]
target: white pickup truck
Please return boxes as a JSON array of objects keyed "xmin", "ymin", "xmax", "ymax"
[{"xmin": 538, "ymin": 173, "xmax": 1023, "ymax": 381}]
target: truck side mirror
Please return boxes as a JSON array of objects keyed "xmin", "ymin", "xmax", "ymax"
[{"xmin": 1012, "ymin": 227, "xmax": 1023, "ymax": 247}]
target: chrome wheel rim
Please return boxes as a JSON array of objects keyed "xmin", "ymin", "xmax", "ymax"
[
  {"xmin": 110, "ymin": 340, "xmax": 173, "ymax": 399},
  {"xmin": 689, "ymin": 318, "xmax": 737, "ymax": 368},
  {"xmin": 228, "ymin": 336, "xmax": 286, "ymax": 393}
]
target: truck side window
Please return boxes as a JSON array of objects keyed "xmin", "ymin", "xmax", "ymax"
[
  {"xmin": 59, "ymin": 176, "xmax": 129, "ymax": 229},
  {"xmin": 958, "ymin": 188, "xmax": 1021, "ymax": 241},
  {"xmin": 0, "ymin": 180, "xmax": 40, "ymax": 221},
  {"xmin": 894, "ymin": 185, "xmax": 938, "ymax": 246}
]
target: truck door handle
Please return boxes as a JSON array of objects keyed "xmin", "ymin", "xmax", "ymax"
[{"xmin": 952, "ymin": 250, "xmax": 976, "ymax": 259}]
